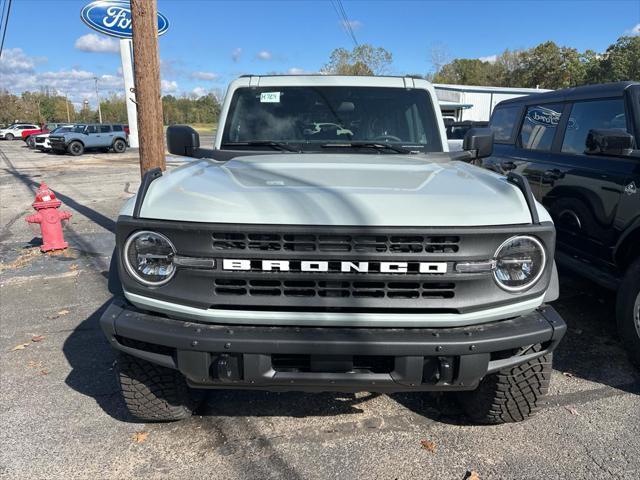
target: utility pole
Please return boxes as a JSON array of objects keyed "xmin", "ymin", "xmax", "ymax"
[
  {"xmin": 93, "ymin": 77, "xmax": 103, "ymax": 123},
  {"xmin": 65, "ymin": 92, "xmax": 70, "ymax": 122},
  {"xmin": 130, "ymin": 0, "xmax": 165, "ymax": 176}
]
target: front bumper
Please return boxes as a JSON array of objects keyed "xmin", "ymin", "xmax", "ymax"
[{"xmin": 100, "ymin": 299, "xmax": 566, "ymax": 392}]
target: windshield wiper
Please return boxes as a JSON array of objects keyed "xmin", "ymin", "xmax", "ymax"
[
  {"xmin": 320, "ymin": 142, "xmax": 413, "ymax": 154},
  {"xmin": 222, "ymin": 141, "xmax": 300, "ymax": 152}
]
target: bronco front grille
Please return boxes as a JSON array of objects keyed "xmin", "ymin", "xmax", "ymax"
[
  {"xmin": 212, "ymin": 232, "xmax": 460, "ymax": 254},
  {"xmin": 213, "ymin": 278, "xmax": 456, "ymax": 299}
]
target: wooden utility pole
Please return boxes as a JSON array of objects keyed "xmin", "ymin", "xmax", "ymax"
[{"xmin": 130, "ymin": 0, "xmax": 166, "ymax": 176}]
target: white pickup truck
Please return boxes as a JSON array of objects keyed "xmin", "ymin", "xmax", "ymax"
[{"xmin": 101, "ymin": 75, "xmax": 566, "ymax": 424}]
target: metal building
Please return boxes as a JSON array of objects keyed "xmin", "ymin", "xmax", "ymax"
[{"xmin": 434, "ymin": 84, "xmax": 552, "ymax": 122}]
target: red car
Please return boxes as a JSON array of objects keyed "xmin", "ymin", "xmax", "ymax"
[{"xmin": 22, "ymin": 123, "xmax": 66, "ymax": 148}]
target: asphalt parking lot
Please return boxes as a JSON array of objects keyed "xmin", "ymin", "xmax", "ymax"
[{"xmin": 0, "ymin": 139, "xmax": 638, "ymax": 479}]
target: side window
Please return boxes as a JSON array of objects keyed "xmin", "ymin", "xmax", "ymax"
[
  {"xmin": 86, "ymin": 125, "xmax": 98, "ymax": 134},
  {"xmin": 112, "ymin": 125, "xmax": 123, "ymax": 132},
  {"xmin": 99, "ymin": 125, "xmax": 111, "ymax": 133},
  {"xmin": 489, "ymin": 106, "xmax": 520, "ymax": 142},
  {"xmin": 519, "ymin": 103, "xmax": 564, "ymax": 151},
  {"xmin": 561, "ymin": 98, "xmax": 628, "ymax": 154}
]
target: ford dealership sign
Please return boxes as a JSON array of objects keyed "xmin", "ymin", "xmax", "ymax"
[{"xmin": 80, "ymin": 1, "xmax": 169, "ymax": 39}]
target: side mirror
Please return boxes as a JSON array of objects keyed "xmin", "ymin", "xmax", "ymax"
[
  {"xmin": 463, "ymin": 128, "xmax": 494, "ymax": 158},
  {"xmin": 167, "ymin": 124, "xmax": 201, "ymax": 157},
  {"xmin": 585, "ymin": 129, "xmax": 634, "ymax": 156}
]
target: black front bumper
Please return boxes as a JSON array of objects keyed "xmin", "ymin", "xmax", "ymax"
[{"xmin": 100, "ymin": 300, "xmax": 566, "ymax": 392}]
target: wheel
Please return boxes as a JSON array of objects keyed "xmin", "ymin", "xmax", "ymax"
[
  {"xmin": 5, "ymin": 133, "xmax": 14, "ymax": 141},
  {"xmin": 456, "ymin": 344, "xmax": 552, "ymax": 424},
  {"xmin": 67, "ymin": 141, "xmax": 84, "ymax": 156},
  {"xmin": 617, "ymin": 257, "xmax": 640, "ymax": 368},
  {"xmin": 113, "ymin": 138, "xmax": 127, "ymax": 153},
  {"xmin": 27, "ymin": 136, "xmax": 36, "ymax": 148},
  {"xmin": 116, "ymin": 351, "xmax": 204, "ymax": 422}
]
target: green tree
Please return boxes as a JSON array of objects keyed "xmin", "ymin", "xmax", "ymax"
[
  {"xmin": 323, "ymin": 44, "xmax": 393, "ymax": 75},
  {"xmin": 593, "ymin": 36, "xmax": 640, "ymax": 82}
]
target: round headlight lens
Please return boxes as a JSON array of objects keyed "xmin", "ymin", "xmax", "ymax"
[
  {"xmin": 493, "ymin": 235, "xmax": 546, "ymax": 292},
  {"xmin": 124, "ymin": 231, "xmax": 176, "ymax": 286}
]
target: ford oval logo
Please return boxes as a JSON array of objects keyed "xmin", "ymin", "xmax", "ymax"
[{"xmin": 80, "ymin": 1, "xmax": 169, "ymax": 39}]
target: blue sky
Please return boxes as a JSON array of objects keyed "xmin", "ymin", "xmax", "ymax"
[{"xmin": 0, "ymin": 0, "xmax": 638, "ymax": 107}]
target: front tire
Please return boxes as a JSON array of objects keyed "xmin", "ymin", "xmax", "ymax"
[
  {"xmin": 26, "ymin": 136, "xmax": 36, "ymax": 148},
  {"xmin": 5, "ymin": 133, "xmax": 14, "ymax": 141},
  {"xmin": 617, "ymin": 258, "xmax": 640, "ymax": 369},
  {"xmin": 67, "ymin": 141, "xmax": 84, "ymax": 156},
  {"xmin": 117, "ymin": 351, "xmax": 203, "ymax": 422},
  {"xmin": 113, "ymin": 138, "xmax": 127, "ymax": 153},
  {"xmin": 456, "ymin": 344, "xmax": 552, "ymax": 424}
]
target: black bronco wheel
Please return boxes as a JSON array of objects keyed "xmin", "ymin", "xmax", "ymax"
[
  {"xmin": 116, "ymin": 351, "xmax": 204, "ymax": 421},
  {"xmin": 456, "ymin": 344, "xmax": 552, "ymax": 424},
  {"xmin": 68, "ymin": 141, "xmax": 84, "ymax": 156},
  {"xmin": 113, "ymin": 138, "xmax": 127, "ymax": 153},
  {"xmin": 617, "ymin": 258, "xmax": 640, "ymax": 368}
]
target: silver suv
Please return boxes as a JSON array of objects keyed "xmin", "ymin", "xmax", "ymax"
[
  {"xmin": 49, "ymin": 124, "xmax": 128, "ymax": 156},
  {"xmin": 102, "ymin": 75, "xmax": 566, "ymax": 424}
]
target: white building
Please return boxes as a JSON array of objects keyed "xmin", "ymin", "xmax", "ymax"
[{"xmin": 434, "ymin": 84, "xmax": 552, "ymax": 122}]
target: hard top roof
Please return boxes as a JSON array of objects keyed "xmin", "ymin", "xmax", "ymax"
[{"xmin": 497, "ymin": 81, "xmax": 638, "ymax": 107}]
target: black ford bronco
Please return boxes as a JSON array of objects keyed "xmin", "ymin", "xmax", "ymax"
[{"xmin": 484, "ymin": 81, "xmax": 640, "ymax": 367}]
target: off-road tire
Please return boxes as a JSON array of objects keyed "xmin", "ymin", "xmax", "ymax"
[
  {"xmin": 616, "ymin": 258, "xmax": 640, "ymax": 369},
  {"xmin": 456, "ymin": 344, "xmax": 552, "ymax": 424},
  {"xmin": 5, "ymin": 133, "xmax": 14, "ymax": 141},
  {"xmin": 116, "ymin": 351, "xmax": 203, "ymax": 422},
  {"xmin": 26, "ymin": 136, "xmax": 36, "ymax": 148},
  {"xmin": 68, "ymin": 141, "xmax": 84, "ymax": 156},
  {"xmin": 113, "ymin": 138, "xmax": 127, "ymax": 153}
]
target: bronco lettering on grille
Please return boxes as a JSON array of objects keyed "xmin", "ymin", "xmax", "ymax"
[{"xmin": 222, "ymin": 259, "xmax": 447, "ymax": 274}]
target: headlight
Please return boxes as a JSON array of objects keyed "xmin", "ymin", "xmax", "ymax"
[
  {"xmin": 493, "ymin": 235, "xmax": 546, "ymax": 292},
  {"xmin": 123, "ymin": 231, "xmax": 176, "ymax": 286}
]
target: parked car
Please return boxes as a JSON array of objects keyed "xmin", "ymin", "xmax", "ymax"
[
  {"xmin": 34, "ymin": 125, "xmax": 79, "ymax": 152},
  {"xmin": 102, "ymin": 75, "xmax": 566, "ymax": 424},
  {"xmin": 0, "ymin": 123, "xmax": 39, "ymax": 140},
  {"xmin": 22, "ymin": 123, "xmax": 67, "ymax": 148},
  {"xmin": 48, "ymin": 124, "xmax": 128, "ymax": 156},
  {"xmin": 482, "ymin": 81, "xmax": 640, "ymax": 367}
]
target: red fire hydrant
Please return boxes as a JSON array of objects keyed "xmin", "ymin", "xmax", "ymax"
[{"xmin": 25, "ymin": 182, "xmax": 72, "ymax": 252}]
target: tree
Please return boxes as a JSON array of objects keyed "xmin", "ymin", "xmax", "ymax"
[
  {"xmin": 323, "ymin": 44, "xmax": 393, "ymax": 75},
  {"xmin": 593, "ymin": 36, "xmax": 640, "ymax": 82}
]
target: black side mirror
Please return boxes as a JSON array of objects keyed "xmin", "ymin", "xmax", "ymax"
[
  {"xmin": 585, "ymin": 129, "xmax": 634, "ymax": 156},
  {"xmin": 463, "ymin": 128, "xmax": 494, "ymax": 158},
  {"xmin": 167, "ymin": 124, "xmax": 201, "ymax": 157}
]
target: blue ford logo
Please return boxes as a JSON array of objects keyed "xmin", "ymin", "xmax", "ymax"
[
  {"xmin": 80, "ymin": 1, "xmax": 169, "ymax": 39},
  {"xmin": 526, "ymin": 106, "xmax": 561, "ymax": 126}
]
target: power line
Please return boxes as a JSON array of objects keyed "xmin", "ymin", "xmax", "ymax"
[
  {"xmin": 330, "ymin": 0, "xmax": 358, "ymax": 47},
  {"xmin": 0, "ymin": 0, "xmax": 12, "ymax": 58}
]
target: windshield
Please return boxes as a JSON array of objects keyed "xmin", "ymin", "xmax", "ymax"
[
  {"xmin": 51, "ymin": 126, "xmax": 74, "ymax": 134},
  {"xmin": 72, "ymin": 125, "xmax": 86, "ymax": 133},
  {"xmin": 221, "ymin": 86, "xmax": 442, "ymax": 152}
]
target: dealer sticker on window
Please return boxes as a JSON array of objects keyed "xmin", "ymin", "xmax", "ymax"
[{"xmin": 260, "ymin": 92, "xmax": 281, "ymax": 103}]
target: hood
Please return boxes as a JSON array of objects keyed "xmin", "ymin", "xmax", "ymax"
[{"xmin": 125, "ymin": 154, "xmax": 545, "ymax": 227}]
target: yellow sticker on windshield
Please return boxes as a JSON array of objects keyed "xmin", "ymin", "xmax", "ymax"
[{"xmin": 260, "ymin": 92, "xmax": 281, "ymax": 103}]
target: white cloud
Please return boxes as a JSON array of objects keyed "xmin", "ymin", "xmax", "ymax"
[
  {"xmin": 287, "ymin": 67, "xmax": 306, "ymax": 75},
  {"xmin": 74, "ymin": 34, "xmax": 120, "ymax": 53},
  {"xmin": 231, "ymin": 47, "xmax": 242, "ymax": 62},
  {"xmin": 161, "ymin": 79, "xmax": 179, "ymax": 93},
  {"xmin": 0, "ymin": 48, "xmax": 38, "ymax": 74},
  {"xmin": 626, "ymin": 23, "xmax": 640, "ymax": 36},
  {"xmin": 190, "ymin": 71, "xmax": 219, "ymax": 81},
  {"xmin": 340, "ymin": 19, "xmax": 362, "ymax": 30},
  {"xmin": 479, "ymin": 54, "xmax": 498, "ymax": 63},
  {"xmin": 191, "ymin": 86, "xmax": 207, "ymax": 97},
  {"xmin": 256, "ymin": 50, "xmax": 272, "ymax": 61}
]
